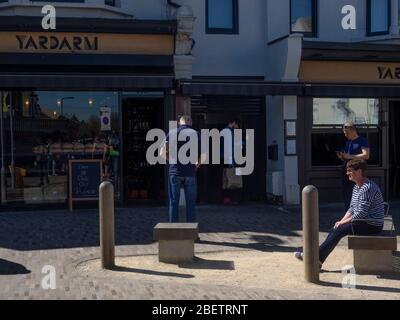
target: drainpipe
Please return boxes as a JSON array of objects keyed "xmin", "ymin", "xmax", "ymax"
[
  {"xmin": 1, "ymin": 92, "xmax": 6, "ymax": 204},
  {"xmin": 9, "ymin": 92, "xmax": 15, "ymax": 190}
]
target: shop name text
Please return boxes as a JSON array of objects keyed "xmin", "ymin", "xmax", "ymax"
[
  {"xmin": 15, "ymin": 35, "xmax": 99, "ymax": 52},
  {"xmin": 377, "ymin": 66, "xmax": 400, "ymax": 80}
]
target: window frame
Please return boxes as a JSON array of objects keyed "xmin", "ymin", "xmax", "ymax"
[
  {"xmin": 206, "ymin": 0, "xmax": 239, "ymax": 35},
  {"xmin": 367, "ymin": 0, "xmax": 391, "ymax": 36},
  {"xmin": 290, "ymin": 0, "xmax": 318, "ymax": 38}
]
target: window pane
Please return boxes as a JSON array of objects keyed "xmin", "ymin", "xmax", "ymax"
[
  {"xmin": 313, "ymin": 98, "xmax": 379, "ymax": 125},
  {"xmin": 1, "ymin": 91, "xmax": 120, "ymax": 205},
  {"xmin": 291, "ymin": 0, "xmax": 313, "ymax": 33},
  {"xmin": 399, "ymin": 0, "xmax": 400, "ymax": 26},
  {"xmin": 370, "ymin": 0, "xmax": 389, "ymax": 33},
  {"xmin": 208, "ymin": 0, "xmax": 234, "ymax": 29}
]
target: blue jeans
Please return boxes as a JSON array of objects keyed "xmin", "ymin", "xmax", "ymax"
[
  {"xmin": 319, "ymin": 221, "xmax": 382, "ymax": 264},
  {"xmin": 168, "ymin": 175, "xmax": 197, "ymax": 223}
]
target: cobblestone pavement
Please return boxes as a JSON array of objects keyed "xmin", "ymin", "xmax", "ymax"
[{"xmin": 0, "ymin": 203, "xmax": 399, "ymax": 300}]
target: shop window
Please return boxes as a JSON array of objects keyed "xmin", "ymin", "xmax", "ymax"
[
  {"xmin": 290, "ymin": 0, "xmax": 317, "ymax": 37},
  {"xmin": 311, "ymin": 98, "xmax": 382, "ymax": 167},
  {"xmin": 0, "ymin": 91, "xmax": 120, "ymax": 205},
  {"xmin": 313, "ymin": 98, "xmax": 379, "ymax": 126},
  {"xmin": 206, "ymin": 0, "xmax": 239, "ymax": 34},
  {"xmin": 367, "ymin": 0, "xmax": 390, "ymax": 36}
]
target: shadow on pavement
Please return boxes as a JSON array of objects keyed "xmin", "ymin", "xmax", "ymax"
[
  {"xmin": 1, "ymin": 202, "xmax": 394, "ymax": 251},
  {"xmin": 112, "ymin": 265, "xmax": 194, "ymax": 279},
  {"xmin": 178, "ymin": 257, "xmax": 235, "ymax": 270},
  {"xmin": 0, "ymin": 258, "xmax": 31, "ymax": 275},
  {"xmin": 319, "ymin": 279, "xmax": 400, "ymax": 294},
  {"xmin": 197, "ymin": 239, "xmax": 299, "ymax": 253}
]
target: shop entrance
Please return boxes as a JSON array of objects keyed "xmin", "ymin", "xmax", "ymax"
[
  {"xmin": 192, "ymin": 96, "xmax": 267, "ymax": 203},
  {"xmin": 122, "ymin": 96, "xmax": 165, "ymax": 205},
  {"xmin": 389, "ymin": 101, "xmax": 400, "ymax": 200}
]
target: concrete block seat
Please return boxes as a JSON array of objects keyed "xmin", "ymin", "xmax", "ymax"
[
  {"xmin": 348, "ymin": 215, "xmax": 397, "ymax": 273},
  {"xmin": 153, "ymin": 223, "xmax": 199, "ymax": 263}
]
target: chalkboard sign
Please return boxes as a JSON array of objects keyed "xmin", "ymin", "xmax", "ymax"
[{"xmin": 68, "ymin": 160, "xmax": 103, "ymax": 211}]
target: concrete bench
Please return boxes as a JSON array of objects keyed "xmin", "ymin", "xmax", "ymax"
[
  {"xmin": 348, "ymin": 215, "xmax": 397, "ymax": 273},
  {"xmin": 153, "ymin": 223, "xmax": 199, "ymax": 263}
]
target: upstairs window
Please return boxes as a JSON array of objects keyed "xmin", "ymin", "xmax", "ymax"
[
  {"xmin": 290, "ymin": 0, "xmax": 317, "ymax": 37},
  {"xmin": 367, "ymin": 0, "xmax": 390, "ymax": 35},
  {"xmin": 206, "ymin": 0, "xmax": 239, "ymax": 34}
]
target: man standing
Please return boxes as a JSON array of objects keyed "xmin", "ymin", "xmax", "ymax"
[
  {"xmin": 220, "ymin": 119, "xmax": 241, "ymax": 204},
  {"xmin": 161, "ymin": 115, "xmax": 202, "ymax": 223},
  {"xmin": 336, "ymin": 122, "xmax": 370, "ymax": 210}
]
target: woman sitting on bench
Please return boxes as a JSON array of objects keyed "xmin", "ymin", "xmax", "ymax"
[{"xmin": 295, "ymin": 159, "xmax": 385, "ymax": 267}]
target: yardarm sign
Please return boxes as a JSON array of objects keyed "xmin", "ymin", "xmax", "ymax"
[
  {"xmin": 0, "ymin": 32, "xmax": 174, "ymax": 55},
  {"xmin": 16, "ymin": 34, "xmax": 98, "ymax": 51}
]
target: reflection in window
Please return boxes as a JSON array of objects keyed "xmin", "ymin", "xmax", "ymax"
[
  {"xmin": 313, "ymin": 98, "xmax": 379, "ymax": 126},
  {"xmin": 311, "ymin": 98, "xmax": 381, "ymax": 167},
  {"xmin": 368, "ymin": 0, "xmax": 390, "ymax": 35},
  {"xmin": 0, "ymin": 91, "xmax": 120, "ymax": 205},
  {"xmin": 291, "ymin": 0, "xmax": 315, "ymax": 34}
]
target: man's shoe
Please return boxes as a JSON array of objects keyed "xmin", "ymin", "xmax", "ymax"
[{"xmin": 294, "ymin": 251, "xmax": 303, "ymax": 261}]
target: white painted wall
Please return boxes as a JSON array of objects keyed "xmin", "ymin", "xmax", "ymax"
[
  {"xmin": 267, "ymin": 0, "xmax": 290, "ymax": 43},
  {"xmin": 266, "ymin": 0, "xmax": 399, "ymax": 43},
  {"xmin": 187, "ymin": 0, "xmax": 266, "ymax": 77}
]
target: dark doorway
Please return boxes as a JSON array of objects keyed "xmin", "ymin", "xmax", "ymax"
[
  {"xmin": 192, "ymin": 96, "xmax": 267, "ymax": 204},
  {"xmin": 122, "ymin": 97, "xmax": 165, "ymax": 205},
  {"xmin": 389, "ymin": 101, "xmax": 400, "ymax": 200}
]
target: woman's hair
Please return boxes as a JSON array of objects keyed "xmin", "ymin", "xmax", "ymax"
[{"xmin": 346, "ymin": 159, "xmax": 367, "ymax": 176}]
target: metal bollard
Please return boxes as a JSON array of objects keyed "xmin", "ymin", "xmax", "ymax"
[
  {"xmin": 302, "ymin": 185, "xmax": 320, "ymax": 283},
  {"xmin": 99, "ymin": 181, "xmax": 115, "ymax": 269}
]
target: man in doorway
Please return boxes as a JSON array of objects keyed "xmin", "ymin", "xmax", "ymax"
[
  {"xmin": 336, "ymin": 122, "xmax": 370, "ymax": 210},
  {"xmin": 220, "ymin": 119, "xmax": 242, "ymax": 204},
  {"xmin": 160, "ymin": 115, "xmax": 203, "ymax": 223}
]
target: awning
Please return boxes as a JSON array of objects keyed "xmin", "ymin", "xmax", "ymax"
[
  {"xmin": 179, "ymin": 80, "xmax": 303, "ymax": 96},
  {"xmin": 0, "ymin": 73, "xmax": 174, "ymax": 90},
  {"xmin": 303, "ymin": 84, "xmax": 400, "ymax": 97}
]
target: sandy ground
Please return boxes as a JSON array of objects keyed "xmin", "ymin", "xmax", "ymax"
[{"xmin": 77, "ymin": 248, "xmax": 400, "ymax": 300}]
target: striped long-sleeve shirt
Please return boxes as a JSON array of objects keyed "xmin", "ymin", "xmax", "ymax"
[{"xmin": 348, "ymin": 179, "xmax": 384, "ymax": 226}]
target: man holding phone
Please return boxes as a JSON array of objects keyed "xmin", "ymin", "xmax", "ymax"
[{"xmin": 336, "ymin": 122, "xmax": 370, "ymax": 210}]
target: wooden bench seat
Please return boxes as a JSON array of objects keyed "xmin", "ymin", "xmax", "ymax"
[
  {"xmin": 348, "ymin": 215, "xmax": 397, "ymax": 273},
  {"xmin": 153, "ymin": 223, "xmax": 199, "ymax": 263}
]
